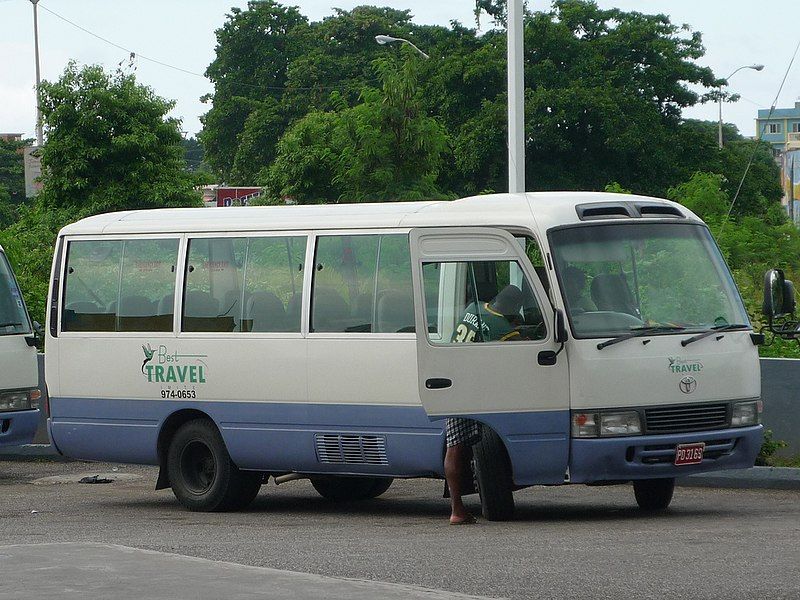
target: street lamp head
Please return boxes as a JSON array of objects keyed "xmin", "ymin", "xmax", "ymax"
[
  {"xmin": 752, "ymin": 64, "xmax": 765, "ymax": 71},
  {"xmin": 375, "ymin": 35, "xmax": 398, "ymax": 46}
]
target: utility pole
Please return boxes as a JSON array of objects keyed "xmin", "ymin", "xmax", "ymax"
[
  {"xmin": 507, "ymin": 0, "xmax": 525, "ymax": 193},
  {"xmin": 31, "ymin": 0, "xmax": 43, "ymax": 147}
]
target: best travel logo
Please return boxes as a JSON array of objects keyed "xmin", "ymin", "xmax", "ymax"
[
  {"xmin": 668, "ymin": 357, "xmax": 703, "ymax": 374},
  {"xmin": 141, "ymin": 343, "xmax": 208, "ymax": 384}
]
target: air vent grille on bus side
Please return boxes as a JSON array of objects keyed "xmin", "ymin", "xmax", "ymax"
[{"xmin": 315, "ymin": 434, "xmax": 388, "ymax": 465}]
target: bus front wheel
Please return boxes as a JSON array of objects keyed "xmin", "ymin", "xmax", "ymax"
[
  {"xmin": 310, "ymin": 476, "xmax": 393, "ymax": 502},
  {"xmin": 633, "ymin": 478, "xmax": 675, "ymax": 512},
  {"xmin": 473, "ymin": 427, "xmax": 515, "ymax": 521},
  {"xmin": 167, "ymin": 419, "xmax": 262, "ymax": 512}
]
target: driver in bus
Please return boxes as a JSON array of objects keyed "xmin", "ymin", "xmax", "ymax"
[
  {"xmin": 562, "ymin": 265, "xmax": 594, "ymax": 313},
  {"xmin": 445, "ymin": 284, "xmax": 524, "ymax": 525}
]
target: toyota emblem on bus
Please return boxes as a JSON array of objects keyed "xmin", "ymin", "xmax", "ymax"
[{"xmin": 679, "ymin": 376, "xmax": 697, "ymax": 394}]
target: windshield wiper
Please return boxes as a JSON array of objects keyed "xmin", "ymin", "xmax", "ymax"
[
  {"xmin": 680, "ymin": 323, "xmax": 750, "ymax": 347},
  {"xmin": 597, "ymin": 325, "xmax": 686, "ymax": 350}
]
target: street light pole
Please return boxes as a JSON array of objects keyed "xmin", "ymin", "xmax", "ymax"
[
  {"xmin": 718, "ymin": 63, "xmax": 764, "ymax": 149},
  {"xmin": 374, "ymin": 35, "xmax": 429, "ymax": 60},
  {"xmin": 507, "ymin": 0, "xmax": 525, "ymax": 193},
  {"xmin": 30, "ymin": 0, "xmax": 43, "ymax": 147}
]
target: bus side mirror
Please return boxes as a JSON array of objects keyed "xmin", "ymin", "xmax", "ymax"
[
  {"xmin": 554, "ymin": 309, "xmax": 568, "ymax": 344},
  {"xmin": 763, "ymin": 269, "xmax": 789, "ymax": 319},
  {"xmin": 25, "ymin": 321, "xmax": 44, "ymax": 349}
]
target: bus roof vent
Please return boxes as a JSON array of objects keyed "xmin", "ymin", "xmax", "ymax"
[
  {"xmin": 315, "ymin": 434, "xmax": 388, "ymax": 465},
  {"xmin": 636, "ymin": 204, "xmax": 684, "ymax": 218},
  {"xmin": 576, "ymin": 203, "xmax": 634, "ymax": 221}
]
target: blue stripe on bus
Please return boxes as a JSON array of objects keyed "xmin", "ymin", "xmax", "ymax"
[{"xmin": 48, "ymin": 397, "xmax": 570, "ymax": 483}]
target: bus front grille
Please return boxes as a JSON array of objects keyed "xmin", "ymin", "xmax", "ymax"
[
  {"xmin": 644, "ymin": 403, "xmax": 729, "ymax": 434},
  {"xmin": 315, "ymin": 434, "xmax": 388, "ymax": 465}
]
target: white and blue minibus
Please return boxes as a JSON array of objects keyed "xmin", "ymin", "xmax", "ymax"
[
  {"xmin": 44, "ymin": 193, "xmax": 763, "ymax": 517},
  {"xmin": 0, "ymin": 244, "xmax": 41, "ymax": 448}
]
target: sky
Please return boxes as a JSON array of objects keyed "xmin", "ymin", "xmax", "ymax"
[{"xmin": 1, "ymin": 0, "xmax": 797, "ymax": 141}]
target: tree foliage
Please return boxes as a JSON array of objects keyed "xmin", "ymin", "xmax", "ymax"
[
  {"xmin": 37, "ymin": 62, "xmax": 200, "ymax": 216},
  {"xmin": 0, "ymin": 63, "xmax": 201, "ymax": 324},
  {"xmin": 262, "ymin": 53, "xmax": 452, "ymax": 202}
]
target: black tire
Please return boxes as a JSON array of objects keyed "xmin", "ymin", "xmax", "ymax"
[
  {"xmin": 633, "ymin": 478, "xmax": 675, "ymax": 512},
  {"xmin": 473, "ymin": 427, "xmax": 515, "ymax": 521},
  {"xmin": 167, "ymin": 418, "xmax": 261, "ymax": 512},
  {"xmin": 310, "ymin": 476, "xmax": 393, "ymax": 502}
]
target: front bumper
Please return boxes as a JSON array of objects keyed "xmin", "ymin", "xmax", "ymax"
[
  {"xmin": 0, "ymin": 408, "xmax": 40, "ymax": 448},
  {"xmin": 569, "ymin": 425, "xmax": 763, "ymax": 483}
]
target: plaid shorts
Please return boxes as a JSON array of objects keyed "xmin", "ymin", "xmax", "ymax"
[{"xmin": 445, "ymin": 418, "xmax": 482, "ymax": 448}]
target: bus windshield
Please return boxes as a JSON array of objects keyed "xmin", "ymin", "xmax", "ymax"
[
  {"xmin": 0, "ymin": 251, "xmax": 32, "ymax": 336},
  {"xmin": 549, "ymin": 223, "xmax": 749, "ymax": 338}
]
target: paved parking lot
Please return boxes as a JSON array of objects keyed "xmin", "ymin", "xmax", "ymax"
[{"xmin": 1, "ymin": 459, "xmax": 798, "ymax": 599}]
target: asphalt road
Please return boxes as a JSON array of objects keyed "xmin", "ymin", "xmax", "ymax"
[{"xmin": 1, "ymin": 459, "xmax": 798, "ymax": 600}]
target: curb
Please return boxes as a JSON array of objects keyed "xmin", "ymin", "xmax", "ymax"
[{"xmin": 677, "ymin": 466, "xmax": 800, "ymax": 490}]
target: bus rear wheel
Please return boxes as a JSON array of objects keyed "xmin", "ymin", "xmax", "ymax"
[
  {"xmin": 310, "ymin": 476, "xmax": 393, "ymax": 502},
  {"xmin": 633, "ymin": 478, "xmax": 675, "ymax": 512},
  {"xmin": 167, "ymin": 419, "xmax": 261, "ymax": 512},
  {"xmin": 473, "ymin": 427, "xmax": 515, "ymax": 521}
]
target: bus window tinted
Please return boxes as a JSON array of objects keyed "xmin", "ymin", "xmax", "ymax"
[
  {"xmin": 312, "ymin": 234, "xmax": 413, "ymax": 333},
  {"xmin": 63, "ymin": 239, "xmax": 179, "ymax": 332},
  {"xmin": 183, "ymin": 236, "xmax": 306, "ymax": 333}
]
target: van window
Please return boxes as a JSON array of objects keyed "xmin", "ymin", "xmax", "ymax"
[
  {"xmin": 63, "ymin": 241, "xmax": 122, "ymax": 332},
  {"xmin": 311, "ymin": 234, "xmax": 413, "ymax": 333},
  {"xmin": 118, "ymin": 239, "xmax": 180, "ymax": 331},
  {"xmin": 62, "ymin": 239, "xmax": 179, "ymax": 332},
  {"xmin": 183, "ymin": 236, "xmax": 306, "ymax": 333},
  {"xmin": 422, "ymin": 260, "xmax": 546, "ymax": 344},
  {"xmin": 0, "ymin": 251, "xmax": 31, "ymax": 335}
]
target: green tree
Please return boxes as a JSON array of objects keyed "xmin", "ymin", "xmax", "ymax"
[
  {"xmin": 200, "ymin": 1, "xmax": 310, "ymax": 182},
  {"xmin": 0, "ymin": 63, "xmax": 201, "ymax": 324},
  {"xmin": 37, "ymin": 62, "xmax": 200, "ymax": 215},
  {"xmin": 262, "ymin": 53, "xmax": 452, "ymax": 203}
]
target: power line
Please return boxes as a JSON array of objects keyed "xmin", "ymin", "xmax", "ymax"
[{"xmin": 37, "ymin": 2, "xmax": 380, "ymax": 95}]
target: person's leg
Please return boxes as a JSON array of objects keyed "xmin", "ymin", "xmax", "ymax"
[{"xmin": 445, "ymin": 442, "xmax": 474, "ymax": 524}]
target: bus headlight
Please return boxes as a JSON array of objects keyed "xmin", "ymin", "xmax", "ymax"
[
  {"xmin": 0, "ymin": 389, "xmax": 39, "ymax": 412},
  {"xmin": 731, "ymin": 400, "xmax": 762, "ymax": 427},
  {"xmin": 572, "ymin": 410, "xmax": 642, "ymax": 437},
  {"xmin": 599, "ymin": 411, "xmax": 642, "ymax": 436}
]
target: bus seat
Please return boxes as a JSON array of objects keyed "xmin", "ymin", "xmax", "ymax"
[
  {"xmin": 246, "ymin": 291, "xmax": 285, "ymax": 332},
  {"xmin": 311, "ymin": 287, "xmax": 349, "ymax": 332},
  {"xmin": 185, "ymin": 291, "xmax": 219, "ymax": 317},
  {"xmin": 590, "ymin": 273, "xmax": 638, "ymax": 316},
  {"xmin": 376, "ymin": 290, "xmax": 414, "ymax": 333},
  {"xmin": 118, "ymin": 295, "xmax": 155, "ymax": 317},
  {"xmin": 157, "ymin": 294, "xmax": 174, "ymax": 315}
]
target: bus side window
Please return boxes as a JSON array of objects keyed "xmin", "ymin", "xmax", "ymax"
[
  {"xmin": 183, "ymin": 238, "xmax": 246, "ymax": 332},
  {"xmin": 62, "ymin": 239, "xmax": 180, "ymax": 333},
  {"xmin": 62, "ymin": 241, "xmax": 122, "ymax": 332},
  {"xmin": 311, "ymin": 234, "xmax": 413, "ymax": 334},
  {"xmin": 118, "ymin": 239, "xmax": 179, "ymax": 332},
  {"xmin": 243, "ymin": 236, "xmax": 306, "ymax": 333}
]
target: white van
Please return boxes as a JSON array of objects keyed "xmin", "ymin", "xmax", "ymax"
[
  {"xmin": 0, "ymin": 244, "xmax": 41, "ymax": 448},
  {"xmin": 44, "ymin": 193, "xmax": 763, "ymax": 517}
]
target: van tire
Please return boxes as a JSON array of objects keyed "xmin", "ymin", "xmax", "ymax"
[
  {"xmin": 310, "ymin": 476, "xmax": 393, "ymax": 502},
  {"xmin": 633, "ymin": 478, "xmax": 675, "ymax": 512},
  {"xmin": 473, "ymin": 427, "xmax": 515, "ymax": 521},
  {"xmin": 167, "ymin": 419, "xmax": 261, "ymax": 512}
]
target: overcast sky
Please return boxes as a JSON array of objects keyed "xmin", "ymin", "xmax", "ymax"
[{"xmin": 1, "ymin": 0, "xmax": 797, "ymax": 141}]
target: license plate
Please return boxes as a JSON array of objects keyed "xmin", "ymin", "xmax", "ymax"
[{"xmin": 674, "ymin": 442, "xmax": 705, "ymax": 466}]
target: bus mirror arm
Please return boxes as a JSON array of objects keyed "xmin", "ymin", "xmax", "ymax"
[{"xmin": 25, "ymin": 321, "xmax": 44, "ymax": 349}]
